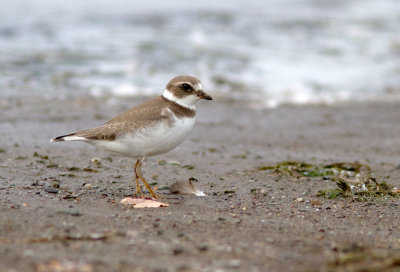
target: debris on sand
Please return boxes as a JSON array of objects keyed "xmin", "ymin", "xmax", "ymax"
[
  {"xmin": 328, "ymin": 243, "xmax": 400, "ymax": 271},
  {"xmin": 258, "ymin": 161, "xmax": 399, "ymax": 199},
  {"xmin": 257, "ymin": 161, "xmax": 369, "ymax": 178},
  {"xmin": 119, "ymin": 198, "xmax": 168, "ymax": 208},
  {"xmin": 44, "ymin": 187, "xmax": 59, "ymax": 194},
  {"xmin": 170, "ymin": 179, "xmax": 206, "ymax": 196},
  {"xmin": 318, "ymin": 167, "xmax": 399, "ymax": 199}
]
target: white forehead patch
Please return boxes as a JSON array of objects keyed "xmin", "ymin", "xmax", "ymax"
[{"xmin": 194, "ymin": 82, "xmax": 203, "ymax": 91}]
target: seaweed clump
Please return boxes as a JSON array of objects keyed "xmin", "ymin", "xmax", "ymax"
[{"xmin": 257, "ymin": 161, "xmax": 399, "ymax": 199}]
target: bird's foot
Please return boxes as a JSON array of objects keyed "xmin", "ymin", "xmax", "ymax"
[{"xmin": 138, "ymin": 178, "xmax": 161, "ymax": 199}]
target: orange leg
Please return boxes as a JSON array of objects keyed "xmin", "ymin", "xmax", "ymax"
[
  {"xmin": 134, "ymin": 159, "xmax": 142, "ymax": 195},
  {"xmin": 134, "ymin": 158, "xmax": 160, "ymax": 199}
]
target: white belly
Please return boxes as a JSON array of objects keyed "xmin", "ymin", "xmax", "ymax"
[{"xmin": 92, "ymin": 117, "xmax": 195, "ymax": 157}]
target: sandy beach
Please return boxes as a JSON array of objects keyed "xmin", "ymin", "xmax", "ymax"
[
  {"xmin": 2, "ymin": 1, "xmax": 400, "ymax": 270},
  {"xmin": 0, "ymin": 96, "xmax": 399, "ymax": 271}
]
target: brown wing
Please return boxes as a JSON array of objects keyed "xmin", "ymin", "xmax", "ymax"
[{"xmin": 72, "ymin": 96, "xmax": 169, "ymax": 141}]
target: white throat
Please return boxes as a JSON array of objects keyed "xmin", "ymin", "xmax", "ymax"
[{"xmin": 163, "ymin": 89, "xmax": 197, "ymax": 110}]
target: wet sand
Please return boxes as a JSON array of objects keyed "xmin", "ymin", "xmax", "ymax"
[{"xmin": 1, "ymin": 97, "xmax": 400, "ymax": 271}]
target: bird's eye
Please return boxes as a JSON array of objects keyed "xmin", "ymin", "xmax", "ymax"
[{"xmin": 181, "ymin": 83, "xmax": 192, "ymax": 91}]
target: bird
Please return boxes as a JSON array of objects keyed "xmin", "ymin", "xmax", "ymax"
[{"xmin": 51, "ymin": 75, "xmax": 212, "ymax": 199}]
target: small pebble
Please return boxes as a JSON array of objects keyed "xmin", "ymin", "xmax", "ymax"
[
  {"xmin": 311, "ymin": 200, "xmax": 322, "ymax": 206},
  {"xmin": 90, "ymin": 158, "xmax": 102, "ymax": 169},
  {"xmin": 197, "ymin": 244, "xmax": 208, "ymax": 251},
  {"xmin": 63, "ymin": 194, "xmax": 79, "ymax": 199},
  {"xmin": 91, "ymin": 157, "xmax": 101, "ymax": 166},
  {"xmin": 158, "ymin": 160, "xmax": 166, "ymax": 165},
  {"xmin": 44, "ymin": 187, "xmax": 59, "ymax": 194},
  {"xmin": 83, "ymin": 183, "xmax": 93, "ymax": 190},
  {"xmin": 173, "ymin": 247, "xmax": 184, "ymax": 255},
  {"xmin": 296, "ymin": 197, "xmax": 304, "ymax": 202},
  {"xmin": 167, "ymin": 160, "xmax": 180, "ymax": 165}
]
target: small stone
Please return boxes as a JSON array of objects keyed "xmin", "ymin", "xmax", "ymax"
[
  {"xmin": 83, "ymin": 167, "xmax": 98, "ymax": 172},
  {"xmin": 173, "ymin": 247, "xmax": 184, "ymax": 255},
  {"xmin": 311, "ymin": 200, "xmax": 322, "ymax": 206},
  {"xmin": 63, "ymin": 194, "xmax": 79, "ymax": 199},
  {"xmin": 51, "ymin": 181, "xmax": 60, "ymax": 188},
  {"xmin": 158, "ymin": 160, "xmax": 166, "ymax": 165},
  {"xmin": 91, "ymin": 157, "xmax": 101, "ymax": 167},
  {"xmin": 83, "ymin": 183, "xmax": 93, "ymax": 190},
  {"xmin": 296, "ymin": 197, "xmax": 304, "ymax": 202},
  {"xmin": 44, "ymin": 187, "xmax": 59, "ymax": 194},
  {"xmin": 197, "ymin": 244, "xmax": 208, "ymax": 251},
  {"xmin": 167, "ymin": 160, "xmax": 181, "ymax": 165},
  {"xmin": 392, "ymin": 187, "xmax": 400, "ymax": 193}
]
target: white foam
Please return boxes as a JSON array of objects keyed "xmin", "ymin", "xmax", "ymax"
[{"xmin": 2, "ymin": 0, "xmax": 400, "ymax": 107}]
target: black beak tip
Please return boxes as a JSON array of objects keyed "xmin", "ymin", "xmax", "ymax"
[{"xmin": 198, "ymin": 91, "xmax": 212, "ymax": 101}]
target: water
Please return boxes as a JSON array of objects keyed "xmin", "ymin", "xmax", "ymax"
[{"xmin": 1, "ymin": 0, "xmax": 399, "ymax": 107}]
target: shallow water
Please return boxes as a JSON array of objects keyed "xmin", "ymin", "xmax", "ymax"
[{"xmin": 1, "ymin": 0, "xmax": 399, "ymax": 106}]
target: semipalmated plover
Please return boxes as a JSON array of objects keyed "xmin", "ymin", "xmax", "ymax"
[{"xmin": 51, "ymin": 75, "xmax": 212, "ymax": 198}]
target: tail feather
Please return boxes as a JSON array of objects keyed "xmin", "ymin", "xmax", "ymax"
[{"xmin": 50, "ymin": 133, "xmax": 87, "ymax": 142}]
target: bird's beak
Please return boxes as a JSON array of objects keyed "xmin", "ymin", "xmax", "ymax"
[{"xmin": 197, "ymin": 90, "xmax": 213, "ymax": 100}]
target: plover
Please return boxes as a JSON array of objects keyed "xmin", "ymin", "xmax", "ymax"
[{"xmin": 51, "ymin": 75, "xmax": 212, "ymax": 198}]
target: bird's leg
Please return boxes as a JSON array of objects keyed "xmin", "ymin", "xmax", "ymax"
[
  {"xmin": 136, "ymin": 157, "xmax": 161, "ymax": 199},
  {"xmin": 134, "ymin": 159, "xmax": 142, "ymax": 195}
]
